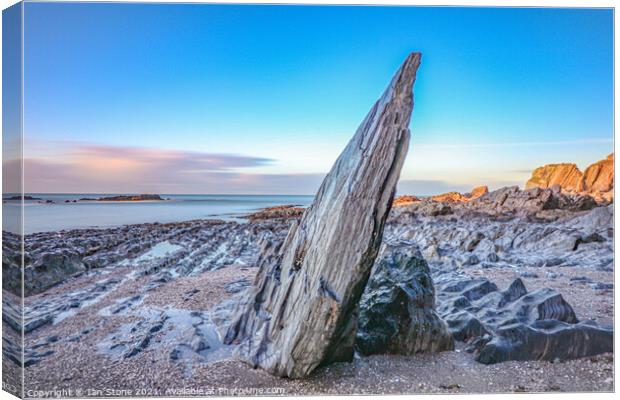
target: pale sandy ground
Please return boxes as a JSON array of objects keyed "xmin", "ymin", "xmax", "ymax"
[{"xmin": 14, "ymin": 261, "xmax": 613, "ymax": 397}]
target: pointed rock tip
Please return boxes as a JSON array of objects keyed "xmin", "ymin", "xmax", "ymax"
[
  {"xmin": 402, "ymin": 52, "xmax": 422, "ymax": 71},
  {"xmin": 387, "ymin": 52, "xmax": 422, "ymax": 99}
]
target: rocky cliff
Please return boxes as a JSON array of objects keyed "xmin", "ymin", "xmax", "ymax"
[
  {"xmin": 525, "ymin": 163, "xmax": 583, "ymax": 191},
  {"xmin": 525, "ymin": 154, "xmax": 614, "ymax": 200},
  {"xmin": 582, "ymin": 153, "xmax": 614, "ymax": 193}
]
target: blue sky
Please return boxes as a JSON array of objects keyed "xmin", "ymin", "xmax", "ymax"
[{"xmin": 19, "ymin": 3, "xmax": 613, "ymax": 194}]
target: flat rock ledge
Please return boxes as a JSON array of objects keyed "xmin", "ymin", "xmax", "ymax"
[{"xmin": 224, "ymin": 52, "xmax": 422, "ymax": 378}]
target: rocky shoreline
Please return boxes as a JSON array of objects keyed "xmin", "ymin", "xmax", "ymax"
[{"xmin": 1, "ymin": 183, "xmax": 614, "ymax": 395}]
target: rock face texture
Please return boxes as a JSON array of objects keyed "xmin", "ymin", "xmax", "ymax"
[
  {"xmin": 356, "ymin": 243, "xmax": 453, "ymax": 356},
  {"xmin": 223, "ymin": 52, "xmax": 421, "ymax": 378},
  {"xmin": 525, "ymin": 163, "xmax": 583, "ymax": 191}
]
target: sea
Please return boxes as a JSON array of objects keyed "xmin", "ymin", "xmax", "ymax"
[{"xmin": 2, "ymin": 194, "xmax": 314, "ymax": 234}]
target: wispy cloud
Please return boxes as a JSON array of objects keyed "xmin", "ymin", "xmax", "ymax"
[
  {"xmin": 3, "ymin": 143, "xmax": 328, "ymax": 194},
  {"xmin": 413, "ymin": 138, "xmax": 613, "ymax": 150},
  {"xmin": 67, "ymin": 144, "xmax": 274, "ymax": 172}
]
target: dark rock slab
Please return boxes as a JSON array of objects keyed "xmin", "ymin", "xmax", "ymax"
[
  {"xmin": 356, "ymin": 243, "xmax": 453, "ymax": 355},
  {"xmin": 476, "ymin": 320, "xmax": 613, "ymax": 364},
  {"xmin": 24, "ymin": 250, "xmax": 86, "ymax": 296},
  {"xmin": 436, "ymin": 276, "xmax": 613, "ymax": 364},
  {"xmin": 224, "ymin": 52, "xmax": 421, "ymax": 378}
]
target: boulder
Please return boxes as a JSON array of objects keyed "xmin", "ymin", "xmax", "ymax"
[
  {"xmin": 356, "ymin": 244, "xmax": 453, "ymax": 356},
  {"xmin": 476, "ymin": 320, "xmax": 613, "ymax": 364},
  {"xmin": 224, "ymin": 52, "xmax": 422, "ymax": 378}
]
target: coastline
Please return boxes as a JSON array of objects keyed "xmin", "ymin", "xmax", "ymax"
[{"xmin": 2, "ymin": 194, "xmax": 314, "ymax": 234}]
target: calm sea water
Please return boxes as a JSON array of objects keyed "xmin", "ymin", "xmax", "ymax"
[{"xmin": 2, "ymin": 194, "xmax": 314, "ymax": 234}]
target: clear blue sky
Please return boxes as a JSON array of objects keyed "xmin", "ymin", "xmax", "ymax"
[{"xmin": 20, "ymin": 3, "xmax": 613, "ymax": 194}]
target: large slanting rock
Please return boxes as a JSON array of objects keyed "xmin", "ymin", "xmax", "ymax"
[
  {"xmin": 525, "ymin": 163, "xmax": 583, "ymax": 191},
  {"xmin": 356, "ymin": 243, "xmax": 453, "ymax": 355},
  {"xmin": 224, "ymin": 52, "xmax": 421, "ymax": 378}
]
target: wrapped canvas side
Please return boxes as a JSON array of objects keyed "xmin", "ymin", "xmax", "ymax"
[{"xmin": 2, "ymin": 2, "xmax": 24, "ymax": 398}]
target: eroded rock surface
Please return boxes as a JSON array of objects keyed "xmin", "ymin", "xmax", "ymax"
[
  {"xmin": 435, "ymin": 276, "xmax": 612, "ymax": 364},
  {"xmin": 224, "ymin": 52, "xmax": 421, "ymax": 378}
]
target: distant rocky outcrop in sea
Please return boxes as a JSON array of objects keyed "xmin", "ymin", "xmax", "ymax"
[
  {"xmin": 79, "ymin": 194, "xmax": 164, "ymax": 202},
  {"xmin": 3, "ymin": 195, "xmax": 42, "ymax": 201},
  {"xmin": 525, "ymin": 154, "xmax": 614, "ymax": 202}
]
